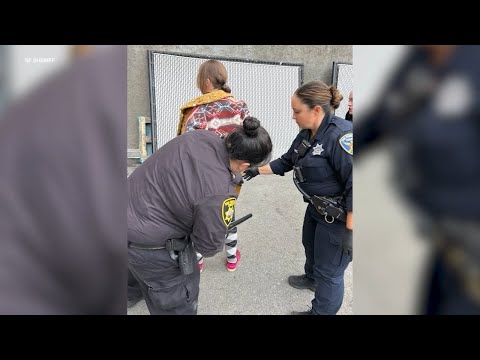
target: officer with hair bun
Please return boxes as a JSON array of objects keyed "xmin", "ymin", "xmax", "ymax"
[
  {"xmin": 128, "ymin": 117, "xmax": 272, "ymax": 315},
  {"xmin": 243, "ymin": 80, "xmax": 353, "ymax": 315}
]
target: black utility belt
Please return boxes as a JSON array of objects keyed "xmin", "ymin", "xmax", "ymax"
[
  {"xmin": 309, "ymin": 195, "xmax": 347, "ymax": 224},
  {"xmin": 129, "ymin": 237, "xmax": 195, "ymax": 276},
  {"xmin": 127, "ymin": 237, "xmax": 189, "ymax": 252},
  {"xmin": 128, "ymin": 242, "xmax": 166, "ymax": 250},
  {"xmin": 292, "ymin": 167, "xmax": 347, "ymax": 224}
]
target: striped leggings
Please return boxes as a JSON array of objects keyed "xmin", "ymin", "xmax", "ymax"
[{"xmin": 196, "ymin": 226, "xmax": 238, "ymax": 265}]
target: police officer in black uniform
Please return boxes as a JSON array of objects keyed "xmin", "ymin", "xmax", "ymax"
[
  {"xmin": 128, "ymin": 117, "xmax": 272, "ymax": 315},
  {"xmin": 355, "ymin": 45, "xmax": 480, "ymax": 314},
  {"xmin": 244, "ymin": 81, "xmax": 353, "ymax": 315}
]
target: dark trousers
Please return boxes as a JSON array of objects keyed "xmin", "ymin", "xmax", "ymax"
[
  {"xmin": 128, "ymin": 268, "xmax": 143, "ymax": 302},
  {"xmin": 302, "ymin": 204, "xmax": 352, "ymax": 315},
  {"xmin": 128, "ymin": 246, "xmax": 200, "ymax": 315}
]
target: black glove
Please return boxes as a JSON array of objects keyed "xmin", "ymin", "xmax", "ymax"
[
  {"xmin": 343, "ymin": 229, "xmax": 353, "ymax": 259},
  {"xmin": 243, "ymin": 166, "xmax": 259, "ymax": 181}
]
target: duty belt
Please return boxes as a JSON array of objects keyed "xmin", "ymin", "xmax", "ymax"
[
  {"xmin": 128, "ymin": 242, "xmax": 166, "ymax": 250},
  {"xmin": 129, "ymin": 238, "xmax": 194, "ymax": 275},
  {"xmin": 309, "ymin": 194, "xmax": 347, "ymax": 223},
  {"xmin": 293, "ymin": 166, "xmax": 346, "ymax": 223},
  {"xmin": 127, "ymin": 237, "xmax": 189, "ymax": 251}
]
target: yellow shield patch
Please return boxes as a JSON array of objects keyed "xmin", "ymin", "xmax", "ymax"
[
  {"xmin": 222, "ymin": 197, "xmax": 236, "ymax": 227},
  {"xmin": 339, "ymin": 133, "xmax": 353, "ymax": 155}
]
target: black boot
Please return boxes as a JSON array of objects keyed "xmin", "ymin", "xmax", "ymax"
[
  {"xmin": 291, "ymin": 309, "xmax": 313, "ymax": 315},
  {"xmin": 288, "ymin": 274, "xmax": 316, "ymax": 292}
]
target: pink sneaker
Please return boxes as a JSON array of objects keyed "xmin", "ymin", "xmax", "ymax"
[
  {"xmin": 199, "ymin": 261, "xmax": 204, "ymax": 273},
  {"xmin": 226, "ymin": 250, "xmax": 241, "ymax": 272}
]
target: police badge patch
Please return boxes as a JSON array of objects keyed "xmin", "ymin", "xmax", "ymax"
[
  {"xmin": 339, "ymin": 133, "xmax": 353, "ymax": 155},
  {"xmin": 312, "ymin": 143, "xmax": 324, "ymax": 156},
  {"xmin": 222, "ymin": 197, "xmax": 236, "ymax": 227}
]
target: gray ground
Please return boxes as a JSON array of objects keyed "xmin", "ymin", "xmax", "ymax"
[{"xmin": 127, "ymin": 166, "xmax": 353, "ymax": 315}]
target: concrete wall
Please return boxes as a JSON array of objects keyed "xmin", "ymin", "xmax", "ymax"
[{"xmin": 128, "ymin": 45, "xmax": 352, "ymax": 149}]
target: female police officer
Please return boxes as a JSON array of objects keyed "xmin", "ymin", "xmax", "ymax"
[
  {"xmin": 243, "ymin": 81, "xmax": 353, "ymax": 315},
  {"xmin": 128, "ymin": 117, "xmax": 272, "ymax": 315}
]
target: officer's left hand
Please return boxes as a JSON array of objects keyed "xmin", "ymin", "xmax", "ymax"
[{"xmin": 343, "ymin": 229, "xmax": 352, "ymax": 259}]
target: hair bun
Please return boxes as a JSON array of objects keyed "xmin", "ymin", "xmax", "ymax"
[
  {"xmin": 243, "ymin": 116, "xmax": 260, "ymax": 137},
  {"xmin": 220, "ymin": 84, "xmax": 231, "ymax": 93},
  {"xmin": 329, "ymin": 85, "xmax": 343, "ymax": 109}
]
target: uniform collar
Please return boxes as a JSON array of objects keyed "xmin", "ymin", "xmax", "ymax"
[{"xmin": 304, "ymin": 112, "xmax": 333, "ymax": 142}]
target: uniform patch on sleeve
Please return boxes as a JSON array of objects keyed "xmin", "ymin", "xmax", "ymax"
[
  {"xmin": 339, "ymin": 133, "xmax": 353, "ymax": 155},
  {"xmin": 222, "ymin": 197, "xmax": 236, "ymax": 227}
]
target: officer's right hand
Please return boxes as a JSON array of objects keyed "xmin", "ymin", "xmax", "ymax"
[{"xmin": 243, "ymin": 166, "xmax": 259, "ymax": 181}]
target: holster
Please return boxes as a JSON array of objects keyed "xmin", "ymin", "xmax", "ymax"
[
  {"xmin": 166, "ymin": 237, "xmax": 196, "ymax": 275},
  {"xmin": 293, "ymin": 166, "xmax": 347, "ymax": 223},
  {"xmin": 310, "ymin": 195, "xmax": 347, "ymax": 223}
]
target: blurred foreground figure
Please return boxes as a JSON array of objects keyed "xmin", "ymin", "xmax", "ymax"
[
  {"xmin": 0, "ymin": 46, "xmax": 127, "ymax": 314},
  {"xmin": 356, "ymin": 45, "xmax": 480, "ymax": 314}
]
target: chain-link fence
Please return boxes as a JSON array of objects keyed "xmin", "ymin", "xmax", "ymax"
[
  {"xmin": 332, "ymin": 62, "xmax": 353, "ymax": 118},
  {"xmin": 149, "ymin": 52, "xmax": 303, "ymax": 160}
]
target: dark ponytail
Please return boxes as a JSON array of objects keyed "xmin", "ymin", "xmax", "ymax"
[
  {"xmin": 220, "ymin": 83, "xmax": 231, "ymax": 93},
  {"xmin": 225, "ymin": 117, "xmax": 272, "ymax": 166}
]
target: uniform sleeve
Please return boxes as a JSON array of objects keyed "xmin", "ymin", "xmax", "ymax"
[
  {"xmin": 269, "ymin": 134, "xmax": 302, "ymax": 176},
  {"xmin": 330, "ymin": 132, "xmax": 353, "ymax": 212},
  {"xmin": 185, "ymin": 107, "xmax": 207, "ymax": 132},
  {"xmin": 190, "ymin": 195, "xmax": 237, "ymax": 257}
]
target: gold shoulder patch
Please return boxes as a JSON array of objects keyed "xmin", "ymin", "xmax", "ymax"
[
  {"xmin": 222, "ymin": 197, "xmax": 236, "ymax": 227},
  {"xmin": 339, "ymin": 133, "xmax": 353, "ymax": 155}
]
